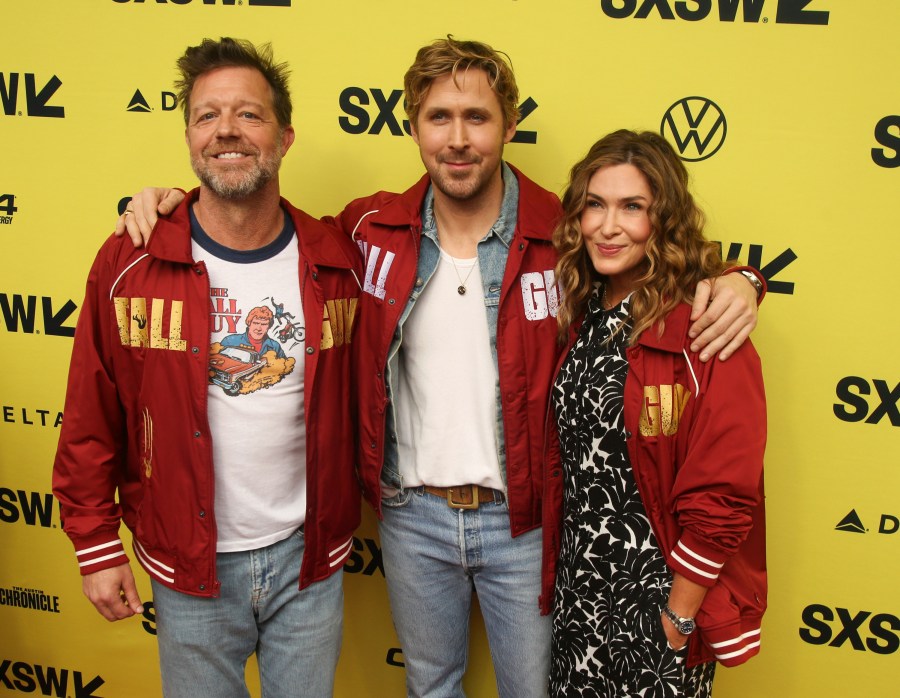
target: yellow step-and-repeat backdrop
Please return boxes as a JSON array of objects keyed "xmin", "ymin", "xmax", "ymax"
[{"xmin": 2, "ymin": 1, "xmax": 898, "ymax": 696}]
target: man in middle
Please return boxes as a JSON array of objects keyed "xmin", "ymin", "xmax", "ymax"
[{"xmin": 334, "ymin": 38, "xmax": 563, "ymax": 698}]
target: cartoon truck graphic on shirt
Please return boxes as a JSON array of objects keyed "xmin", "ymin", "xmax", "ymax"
[{"xmin": 208, "ymin": 346, "xmax": 267, "ymax": 396}]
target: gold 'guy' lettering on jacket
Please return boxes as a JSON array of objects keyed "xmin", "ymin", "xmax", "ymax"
[
  {"xmin": 113, "ymin": 297, "xmax": 187, "ymax": 351},
  {"xmin": 640, "ymin": 384, "xmax": 691, "ymax": 436},
  {"xmin": 521, "ymin": 270, "xmax": 558, "ymax": 321},
  {"xmin": 320, "ymin": 297, "xmax": 358, "ymax": 350}
]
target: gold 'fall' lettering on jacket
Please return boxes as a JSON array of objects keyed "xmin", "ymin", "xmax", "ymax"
[{"xmin": 113, "ymin": 297, "xmax": 187, "ymax": 351}]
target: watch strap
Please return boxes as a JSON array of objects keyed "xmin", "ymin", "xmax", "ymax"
[{"xmin": 663, "ymin": 605, "xmax": 696, "ymax": 635}]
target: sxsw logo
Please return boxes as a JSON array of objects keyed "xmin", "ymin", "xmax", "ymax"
[
  {"xmin": 871, "ymin": 115, "xmax": 900, "ymax": 168},
  {"xmin": 113, "ymin": 0, "xmax": 290, "ymax": 5},
  {"xmin": 0, "ymin": 193, "xmax": 17, "ymax": 225},
  {"xmin": 716, "ymin": 242, "xmax": 797, "ymax": 295},
  {"xmin": 142, "ymin": 601, "xmax": 158, "ymax": 635},
  {"xmin": 799, "ymin": 605, "xmax": 900, "ymax": 655},
  {"xmin": 338, "ymin": 88, "xmax": 539, "ymax": 144},
  {"xmin": 836, "ymin": 509, "xmax": 900, "ymax": 535},
  {"xmin": 127, "ymin": 89, "xmax": 177, "ymax": 113},
  {"xmin": 833, "ymin": 377, "xmax": 900, "ymax": 426},
  {"xmin": 0, "ymin": 489, "xmax": 57, "ymax": 528},
  {"xmin": 0, "ymin": 293, "xmax": 77, "ymax": 337},
  {"xmin": 343, "ymin": 537, "xmax": 384, "ymax": 576},
  {"xmin": 386, "ymin": 648, "xmax": 405, "ymax": 668},
  {"xmin": 662, "ymin": 97, "xmax": 726, "ymax": 162},
  {"xmin": 599, "ymin": 0, "xmax": 829, "ymax": 24},
  {"xmin": 0, "ymin": 660, "xmax": 104, "ymax": 697},
  {"xmin": 0, "ymin": 73, "xmax": 64, "ymax": 118}
]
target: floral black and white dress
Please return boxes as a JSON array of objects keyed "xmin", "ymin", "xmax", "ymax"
[{"xmin": 549, "ymin": 289, "xmax": 715, "ymax": 697}]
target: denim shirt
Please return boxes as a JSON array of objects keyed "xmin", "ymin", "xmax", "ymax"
[{"xmin": 381, "ymin": 163, "xmax": 520, "ymax": 490}]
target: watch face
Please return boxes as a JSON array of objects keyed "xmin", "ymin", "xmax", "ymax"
[{"xmin": 679, "ymin": 619, "xmax": 696, "ymax": 635}]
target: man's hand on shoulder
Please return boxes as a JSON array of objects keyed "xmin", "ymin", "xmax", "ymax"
[
  {"xmin": 688, "ymin": 272, "xmax": 759, "ymax": 362},
  {"xmin": 114, "ymin": 187, "xmax": 185, "ymax": 248},
  {"xmin": 82, "ymin": 563, "xmax": 144, "ymax": 621}
]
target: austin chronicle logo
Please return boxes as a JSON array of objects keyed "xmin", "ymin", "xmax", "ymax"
[{"xmin": 661, "ymin": 97, "xmax": 726, "ymax": 162}]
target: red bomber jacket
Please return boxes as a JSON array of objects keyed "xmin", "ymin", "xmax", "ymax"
[
  {"xmin": 53, "ymin": 189, "xmax": 362, "ymax": 597},
  {"xmin": 329, "ymin": 165, "xmax": 564, "ymax": 537},
  {"xmin": 541, "ymin": 303, "xmax": 767, "ymax": 667}
]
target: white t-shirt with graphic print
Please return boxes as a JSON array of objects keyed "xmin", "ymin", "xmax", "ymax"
[{"xmin": 191, "ymin": 208, "xmax": 307, "ymax": 553}]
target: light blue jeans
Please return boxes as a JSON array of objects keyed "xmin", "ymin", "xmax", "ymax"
[
  {"xmin": 379, "ymin": 487, "xmax": 551, "ymax": 698},
  {"xmin": 150, "ymin": 528, "xmax": 342, "ymax": 698}
]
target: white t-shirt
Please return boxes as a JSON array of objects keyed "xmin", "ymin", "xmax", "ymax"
[
  {"xmin": 394, "ymin": 249, "xmax": 504, "ymax": 490},
  {"xmin": 190, "ymin": 208, "xmax": 307, "ymax": 552}
]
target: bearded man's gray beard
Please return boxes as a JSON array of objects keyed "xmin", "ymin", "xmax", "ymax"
[{"xmin": 191, "ymin": 147, "xmax": 283, "ymax": 199}]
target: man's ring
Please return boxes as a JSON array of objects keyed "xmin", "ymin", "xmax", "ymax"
[{"xmin": 124, "ymin": 209, "xmax": 134, "ymax": 216}]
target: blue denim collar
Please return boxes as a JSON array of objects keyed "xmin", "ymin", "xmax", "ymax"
[
  {"xmin": 380, "ymin": 163, "xmax": 520, "ymax": 490},
  {"xmin": 420, "ymin": 162, "xmax": 519, "ymax": 249}
]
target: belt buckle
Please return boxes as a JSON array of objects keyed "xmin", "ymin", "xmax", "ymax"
[{"xmin": 446, "ymin": 485, "xmax": 479, "ymax": 510}]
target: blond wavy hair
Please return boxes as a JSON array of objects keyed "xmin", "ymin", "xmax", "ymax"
[
  {"xmin": 553, "ymin": 130, "xmax": 726, "ymax": 343},
  {"xmin": 403, "ymin": 36, "xmax": 519, "ymax": 130}
]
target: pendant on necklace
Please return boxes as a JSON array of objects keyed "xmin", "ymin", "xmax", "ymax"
[{"xmin": 457, "ymin": 285, "xmax": 467, "ymax": 296}]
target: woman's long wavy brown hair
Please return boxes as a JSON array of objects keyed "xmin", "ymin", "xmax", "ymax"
[{"xmin": 553, "ymin": 130, "xmax": 726, "ymax": 343}]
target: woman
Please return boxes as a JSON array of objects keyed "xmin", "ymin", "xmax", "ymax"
[{"xmin": 542, "ymin": 130, "xmax": 767, "ymax": 697}]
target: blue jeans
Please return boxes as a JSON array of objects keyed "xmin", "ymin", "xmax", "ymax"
[
  {"xmin": 150, "ymin": 528, "xmax": 342, "ymax": 698},
  {"xmin": 379, "ymin": 487, "xmax": 550, "ymax": 698}
]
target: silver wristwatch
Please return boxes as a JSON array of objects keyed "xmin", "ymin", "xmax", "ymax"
[
  {"xmin": 738, "ymin": 269, "xmax": 764, "ymax": 298},
  {"xmin": 663, "ymin": 605, "xmax": 696, "ymax": 635}
]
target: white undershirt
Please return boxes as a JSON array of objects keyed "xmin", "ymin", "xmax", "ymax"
[{"xmin": 394, "ymin": 249, "xmax": 503, "ymax": 490}]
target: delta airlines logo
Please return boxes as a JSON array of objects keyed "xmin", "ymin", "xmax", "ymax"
[
  {"xmin": 835, "ymin": 509, "xmax": 866, "ymax": 533},
  {"xmin": 662, "ymin": 97, "xmax": 726, "ymax": 162},
  {"xmin": 126, "ymin": 89, "xmax": 177, "ymax": 113},
  {"xmin": 835, "ymin": 509, "xmax": 900, "ymax": 536},
  {"xmin": 599, "ymin": 0, "xmax": 829, "ymax": 25},
  {"xmin": 2, "ymin": 405, "xmax": 63, "ymax": 428}
]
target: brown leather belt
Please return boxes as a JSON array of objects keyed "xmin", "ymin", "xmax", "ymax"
[{"xmin": 423, "ymin": 485, "xmax": 500, "ymax": 510}]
